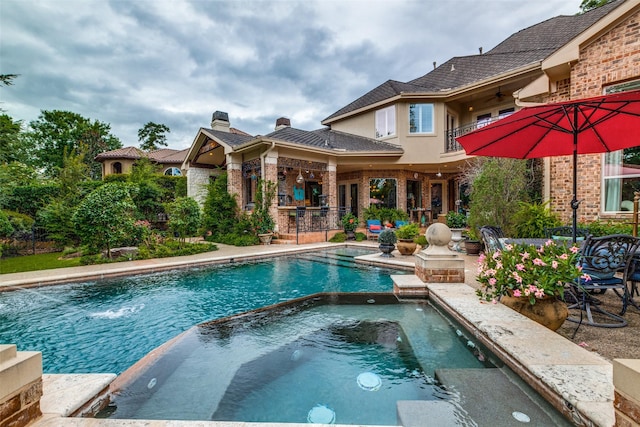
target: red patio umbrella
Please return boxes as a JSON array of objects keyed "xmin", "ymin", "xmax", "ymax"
[{"xmin": 456, "ymin": 89, "xmax": 640, "ymax": 242}]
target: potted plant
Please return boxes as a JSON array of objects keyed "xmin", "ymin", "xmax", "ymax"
[
  {"xmin": 341, "ymin": 212, "xmax": 358, "ymax": 240},
  {"xmin": 395, "ymin": 223, "xmax": 420, "ymax": 255},
  {"xmin": 464, "ymin": 228, "xmax": 483, "ymax": 255},
  {"xmin": 377, "ymin": 229, "xmax": 397, "ymax": 258},
  {"xmin": 476, "ymin": 240, "xmax": 583, "ymax": 330},
  {"xmin": 446, "ymin": 211, "xmax": 467, "ymax": 251},
  {"xmin": 252, "ymin": 179, "xmax": 277, "ymax": 244}
]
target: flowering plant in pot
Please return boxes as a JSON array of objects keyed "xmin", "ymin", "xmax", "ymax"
[{"xmin": 476, "ymin": 240, "xmax": 584, "ymax": 330}]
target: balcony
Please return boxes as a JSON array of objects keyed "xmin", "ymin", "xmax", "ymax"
[{"xmin": 445, "ymin": 117, "xmax": 503, "ymax": 153}]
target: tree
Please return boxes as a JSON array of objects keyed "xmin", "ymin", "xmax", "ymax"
[
  {"xmin": 465, "ymin": 158, "xmax": 529, "ymax": 237},
  {"xmin": 138, "ymin": 122, "xmax": 170, "ymax": 151},
  {"xmin": 72, "ymin": 182, "xmax": 137, "ymax": 257},
  {"xmin": 0, "ymin": 74, "xmax": 18, "ymax": 87},
  {"xmin": 0, "ymin": 114, "xmax": 31, "ymax": 165},
  {"xmin": 580, "ymin": 0, "xmax": 613, "ymax": 12},
  {"xmin": 166, "ymin": 197, "xmax": 201, "ymax": 247},
  {"xmin": 201, "ymin": 172, "xmax": 240, "ymax": 239},
  {"xmin": 26, "ymin": 110, "xmax": 122, "ymax": 179}
]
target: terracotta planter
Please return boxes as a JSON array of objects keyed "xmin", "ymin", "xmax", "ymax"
[
  {"xmin": 396, "ymin": 239, "xmax": 417, "ymax": 255},
  {"xmin": 464, "ymin": 240, "xmax": 482, "ymax": 255},
  {"xmin": 258, "ymin": 233, "xmax": 273, "ymax": 245},
  {"xmin": 500, "ymin": 294, "xmax": 568, "ymax": 331}
]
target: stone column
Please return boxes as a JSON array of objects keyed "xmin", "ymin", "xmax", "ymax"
[
  {"xmin": 0, "ymin": 344, "xmax": 43, "ymax": 427},
  {"xmin": 414, "ymin": 223, "xmax": 465, "ymax": 283}
]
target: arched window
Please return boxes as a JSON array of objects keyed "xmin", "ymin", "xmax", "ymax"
[
  {"xmin": 164, "ymin": 167, "xmax": 182, "ymax": 176},
  {"xmin": 112, "ymin": 162, "xmax": 122, "ymax": 174}
]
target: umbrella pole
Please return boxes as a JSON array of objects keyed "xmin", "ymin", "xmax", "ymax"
[{"xmin": 571, "ymin": 119, "xmax": 579, "ymax": 244}]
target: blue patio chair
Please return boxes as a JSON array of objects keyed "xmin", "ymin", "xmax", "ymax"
[
  {"xmin": 566, "ymin": 234, "xmax": 640, "ymax": 331},
  {"xmin": 394, "ymin": 220, "xmax": 408, "ymax": 229},
  {"xmin": 366, "ymin": 220, "xmax": 382, "ymax": 240}
]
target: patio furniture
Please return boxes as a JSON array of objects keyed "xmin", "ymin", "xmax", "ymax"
[
  {"xmin": 479, "ymin": 226, "xmax": 504, "ymax": 253},
  {"xmin": 624, "ymin": 254, "xmax": 640, "ymax": 311},
  {"xmin": 366, "ymin": 220, "xmax": 383, "ymax": 240},
  {"xmin": 544, "ymin": 226, "xmax": 590, "ymax": 241},
  {"xmin": 566, "ymin": 234, "xmax": 640, "ymax": 330},
  {"xmin": 394, "ymin": 220, "xmax": 408, "ymax": 228}
]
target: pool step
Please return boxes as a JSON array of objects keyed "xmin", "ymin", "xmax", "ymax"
[
  {"xmin": 397, "ymin": 400, "xmax": 465, "ymax": 427},
  {"xmin": 434, "ymin": 368, "xmax": 569, "ymax": 426}
]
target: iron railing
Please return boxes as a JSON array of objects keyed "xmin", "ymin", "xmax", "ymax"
[
  {"xmin": 277, "ymin": 206, "xmax": 351, "ymax": 244},
  {"xmin": 445, "ymin": 117, "xmax": 503, "ymax": 153}
]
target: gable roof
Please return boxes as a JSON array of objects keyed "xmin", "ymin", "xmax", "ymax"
[
  {"xmin": 323, "ymin": 1, "xmax": 622, "ymax": 123},
  {"xmin": 264, "ymin": 126, "xmax": 403, "ymax": 154},
  {"xmin": 200, "ymin": 128, "xmax": 255, "ymax": 147}
]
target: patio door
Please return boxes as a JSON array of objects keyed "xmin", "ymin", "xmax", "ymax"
[{"xmin": 350, "ymin": 183, "xmax": 358, "ymax": 217}]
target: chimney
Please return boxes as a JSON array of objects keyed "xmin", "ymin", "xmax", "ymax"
[
  {"xmin": 275, "ymin": 117, "xmax": 291, "ymax": 130},
  {"xmin": 479, "ymin": 47, "xmax": 483, "ymax": 55},
  {"xmin": 211, "ymin": 111, "xmax": 230, "ymax": 132}
]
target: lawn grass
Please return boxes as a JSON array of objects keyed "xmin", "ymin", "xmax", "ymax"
[{"xmin": 0, "ymin": 252, "xmax": 82, "ymax": 274}]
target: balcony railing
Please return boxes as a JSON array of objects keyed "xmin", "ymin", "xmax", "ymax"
[{"xmin": 445, "ymin": 117, "xmax": 503, "ymax": 153}]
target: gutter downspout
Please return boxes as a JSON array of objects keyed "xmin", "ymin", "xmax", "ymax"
[{"xmin": 260, "ymin": 141, "xmax": 276, "ymax": 181}]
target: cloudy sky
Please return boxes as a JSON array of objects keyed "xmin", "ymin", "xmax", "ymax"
[{"xmin": 2, "ymin": 0, "xmax": 583, "ymax": 150}]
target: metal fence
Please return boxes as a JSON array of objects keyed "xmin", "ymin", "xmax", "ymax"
[{"xmin": 277, "ymin": 206, "xmax": 351, "ymax": 243}]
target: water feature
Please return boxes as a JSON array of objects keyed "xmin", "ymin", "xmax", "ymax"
[{"xmin": 0, "ymin": 248, "xmax": 402, "ymax": 374}]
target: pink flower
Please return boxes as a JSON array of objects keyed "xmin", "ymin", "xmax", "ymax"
[
  {"xmin": 533, "ymin": 258, "xmax": 546, "ymax": 266},
  {"xmin": 570, "ymin": 246, "xmax": 579, "ymax": 254},
  {"xmin": 513, "ymin": 289, "xmax": 522, "ymax": 297},
  {"xmin": 552, "ymin": 260, "xmax": 558, "ymax": 269},
  {"xmin": 504, "ymin": 244, "xmax": 513, "ymax": 251},
  {"xmin": 489, "ymin": 278, "xmax": 497, "ymax": 285},
  {"xmin": 559, "ymin": 253, "xmax": 568, "ymax": 260},
  {"xmin": 520, "ymin": 251, "xmax": 530, "ymax": 259},
  {"xmin": 512, "ymin": 271, "xmax": 523, "ymax": 283},
  {"xmin": 535, "ymin": 289, "xmax": 545, "ymax": 298},
  {"xmin": 516, "ymin": 263, "xmax": 525, "ymax": 271}
]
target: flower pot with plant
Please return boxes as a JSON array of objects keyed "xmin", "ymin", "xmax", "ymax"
[
  {"xmin": 395, "ymin": 223, "xmax": 420, "ymax": 255},
  {"xmin": 341, "ymin": 212, "xmax": 358, "ymax": 240},
  {"xmin": 446, "ymin": 211, "xmax": 467, "ymax": 251},
  {"xmin": 464, "ymin": 228, "xmax": 483, "ymax": 255},
  {"xmin": 476, "ymin": 240, "xmax": 582, "ymax": 330},
  {"xmin": 252, "ymin": 179, "xmax": 277, "ymax": 244},
  {"xmin": 378, "ymin": 229, "xmax": 397, "ymax": 258}
]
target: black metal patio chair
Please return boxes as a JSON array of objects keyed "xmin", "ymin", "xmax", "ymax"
[
  {"xmin": 566, "ymin": 234, "xmax": 640, "ymax": 332},
  {"xmin": 479, "ymin": 226, "xmax": 504, "ymax": 253}
]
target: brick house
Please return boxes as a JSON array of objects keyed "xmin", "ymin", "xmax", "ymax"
[{"xmin": 182, "ymin": 0, "xmax": 639, "ymax": 237}]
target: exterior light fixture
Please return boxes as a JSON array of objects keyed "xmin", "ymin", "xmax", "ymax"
[{"xmin": 296, "ymin": 169, "xmax": 304, "ymax": 184}]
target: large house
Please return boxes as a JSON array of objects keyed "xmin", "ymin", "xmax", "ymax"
[{"xmin": 180, "ymin": 0, "xmax": 639, "ymax": 238}]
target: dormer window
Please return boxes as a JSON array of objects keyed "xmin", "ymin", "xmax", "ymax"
[
  {"xmin": 375, "ymin": 106, "xmax": 396, "ymax": 138},
  {"xmin": 409, "ymin": 103, "xmax": 434, "ymax": 134}
]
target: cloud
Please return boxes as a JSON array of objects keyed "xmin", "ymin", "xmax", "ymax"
[{"xmin": 1, "ymin": 0, "xmax": 582, "ymax": 149}]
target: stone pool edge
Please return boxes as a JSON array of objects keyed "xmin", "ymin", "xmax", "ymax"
[{"xmin": 405, "ymin": 277, "xmax": 614, "ymax": 427}]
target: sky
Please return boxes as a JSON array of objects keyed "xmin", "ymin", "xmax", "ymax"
[{"xmin": 1, "ymin": 0, "xmax": 584, "ymax": 150}]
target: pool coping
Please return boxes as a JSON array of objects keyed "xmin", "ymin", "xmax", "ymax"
[{"xmin": 5, "ymin": 243, "xmax": 613, "ymax": 427}]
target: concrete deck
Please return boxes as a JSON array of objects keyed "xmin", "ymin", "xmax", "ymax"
[{"xmin": 1, "ymin": 242, "xmax": 614, "ymax": 426}]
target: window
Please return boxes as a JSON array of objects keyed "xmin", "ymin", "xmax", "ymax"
[
  {"xmin": 375, "ymin": 106, "xmax": 396, "ymax": 138},
  {"xmin": 476, "ymin": 113, "xmax": 492, "ymax": 128},
  {"xmin": 602, "ymin": 148, "xmax": 640, "ymax": 212},
  {"xmin": 498, "ymin": 107, "xmax": 514, "ymax": 118},
  {"xmin": 112, "ymin": 162, "xmax": 122, "ymax": 174},
  {"xmin": 601, "ymin": 80, "xmax": 640, "ymax": 212},
  {"xmin": 164, "ymin": 167, "xmax": 182, "ymax": 176},
  {"xmin": 409, "ymin": 103, "xmax": 434, "ymax": 134},
  {"xmin": 369, "ymin": 178, "xmax": 397, "ymax": 208}
]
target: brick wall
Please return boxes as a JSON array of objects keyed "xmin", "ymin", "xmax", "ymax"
[{"xmin": 548, "ymin": 9, "xmax": 640, "ymax": 223}]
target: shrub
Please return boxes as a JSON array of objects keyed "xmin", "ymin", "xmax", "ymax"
[
  {"xmin": 378, "ymin": 229, "xmax": 397, "ymax": 245},
  {"xmin": 166, "ymin": 197, "xmax": 201, "ymax": 246},
  {"xmin": 329, "ymin": 232, "xmax": 347, "ymax": 243},
  {"xmin": 396, "ymin": 223, "xmax": 420, "ymax": 240},
  {"xmin": 446, "ymin": 211, "xmax": 467, "ymax": 228},
  {"xmin": 581, "ymin": 219, "xmax": 633, "ymax": 236},
  {"xmin": 512, "ymin": 201, "xmax": 560, "ymax": 238}
]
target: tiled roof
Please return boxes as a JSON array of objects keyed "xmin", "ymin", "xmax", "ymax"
[
  {"xmin": 323, "ymin": 1, "xmax": 622, "ymax": 122},
  {"xmin": 94, "ymin": 146, "xmax": 144, "ymax": 161},
  {"xmin": 265, "ymin": 126, "xmax": 403, "ymax": 153},
  {"xmin": 95, "ymin": 146, "xmax": 187, "ymax": 164}
]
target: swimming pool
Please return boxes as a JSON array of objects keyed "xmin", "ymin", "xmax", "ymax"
[
  {"xmin": 0, "ymin": 248, "xmax": 404, "ymax": 374},
  {"xmin": 103, "ymin": 293, "xmax": 570, "ymax": 426}
]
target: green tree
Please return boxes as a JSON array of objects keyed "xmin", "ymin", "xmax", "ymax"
[
  {"xmin": 166, "ymin": 197, "xmax": 201, "ymax": 247},
  {"xmin": 0, "ymin": 114, "xmax": 31, "ymax": 165},
  {"xmin": 580, "ymin": 0, "xmax": 613, "ymax": 12},
  {"xmin": 201, "ymin": 172, "xmax": 239, "ymax": 239},
  {"xmin": 0, "ymin": 74, "xmax": 18, "ymax": 87},
  {"xmin": 72, "ymin": 182, "xmax": 137, "ymax": 257},
  {"xmin": 138, "ymin": 122, "xmax": 170, "ymax": 151},
  {"xmin": 466, "ymin": 158, "xmax": 529, "ymax": 236},
  {"xmin": 26, "ymin": 110, "xmax": 122, "ymax": 179}
]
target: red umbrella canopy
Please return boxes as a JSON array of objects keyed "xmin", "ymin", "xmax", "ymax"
[{"xmin": 457, "ymin": 89, "xmax": 640, "ymax": 159}]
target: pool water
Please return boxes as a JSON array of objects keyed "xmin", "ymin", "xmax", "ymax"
[
  {"xmin": 104, "ymin": 295, "xmax": 487, "ymax": 425},
  {"xmin": 0, "ymin": 248, "xmax": 403, "ymax": 374}
]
